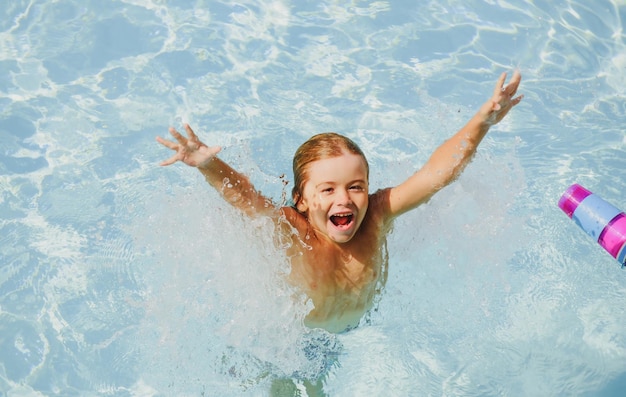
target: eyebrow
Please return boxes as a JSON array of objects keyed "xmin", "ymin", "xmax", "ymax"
[{"xmin": 315, "ymin": 179, "xmax": 368, "ymax": 189}]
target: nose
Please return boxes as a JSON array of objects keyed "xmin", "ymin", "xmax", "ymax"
[{"xmin": 336, "ymin": 188, "xmax": 352, "ymax": 205}]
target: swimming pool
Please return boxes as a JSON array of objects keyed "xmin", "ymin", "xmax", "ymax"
[{"xmin": 1, "ymin": 0, "xmax": 625, "ymax": 395}]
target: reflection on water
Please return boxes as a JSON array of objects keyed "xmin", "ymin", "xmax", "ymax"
[{"xmin": 1, "ymin": 0, "xmax": 626, "ymax": 395}]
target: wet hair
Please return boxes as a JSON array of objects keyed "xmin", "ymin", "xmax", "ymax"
[{"xmin": 291, "ymin": 132, "xmax": 369, "ymax": 209}]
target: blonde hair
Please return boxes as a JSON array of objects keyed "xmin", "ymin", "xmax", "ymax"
[{"xmin": 291, "ymin": 132, "xmax": 369, "ymax": 208}]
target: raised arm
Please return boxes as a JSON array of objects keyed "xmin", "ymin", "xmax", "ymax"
[
  {"xmin": 156, "ymin": 124, "xmax": 276, "ymax": 218},
  {"xmin": 386, "ymin": 71, "xmax": 523, "ymax": 218}
]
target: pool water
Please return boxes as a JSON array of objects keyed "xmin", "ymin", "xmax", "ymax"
[{"xmin": 1, "ymin": 0, "xmax": 626, "ymax": 396}]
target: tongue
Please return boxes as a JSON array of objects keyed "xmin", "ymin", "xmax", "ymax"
[{"xmin": 332, "ymin": 215, "xmax": 351, "ymax": 226}]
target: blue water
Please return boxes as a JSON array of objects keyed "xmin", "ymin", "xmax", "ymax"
[{"xmin": 1, "ymin": 0, "xmax": 626, "ymax": 396}]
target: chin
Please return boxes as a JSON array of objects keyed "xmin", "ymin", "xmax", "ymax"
[
  {"xmin": 329, "ymin": 233, "xmax": 355, "ymax": 244},
  {"xmin": 325, "ymin": 221, "xmax": 360, "ymax": 244}
]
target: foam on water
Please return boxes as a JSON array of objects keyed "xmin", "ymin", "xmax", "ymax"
[{"xmin": 128, "ymin": 182, "xmax": 337, "ymax": 393}]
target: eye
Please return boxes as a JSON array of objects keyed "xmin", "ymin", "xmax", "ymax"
[
  {"xmin": 349, "ymin": 185, "xmax": 364, "ymax": 191},
  {"xmin": 322, "ymin": 187, "xmax": 334, "ymax": 193}
]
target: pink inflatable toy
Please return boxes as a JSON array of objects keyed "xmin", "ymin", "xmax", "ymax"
[{"xmin": 558, "ymin": 183, "xmax": 626, "ymax": 268}]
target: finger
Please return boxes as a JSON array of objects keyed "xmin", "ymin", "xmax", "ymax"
[
  {"xmin": 156, "ymin": 136, "xmax": 179, "ymax": 150},
  {"xmin": 207, "ymin": 146, "xmax": 222, "ymax": 157},
  {"xmin": 169, "ymin": 127, "xmax": 188, "ymax": 145},
  {"xmin": 159, "ymin": 154, "xmax": 181, "ymax": 166},
  {"xmin": 184, "ymin": 124, "xmax": 198, "ymax": 141},
  {"xmin": 494, "ymin": 72, "xmax": 507, "ymax": 96},
  {"xmin": 506, "ymin": 71, "xmax": 521, "ymax": 97},
  {"xmin": 510, "ymin": 70, "xmax": 522, "ymax": 85},
  {"xmin": 510, "ymin": 94, "xmax": 524, "ymax": 106}
]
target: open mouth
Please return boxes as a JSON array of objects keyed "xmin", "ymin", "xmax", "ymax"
[{"xmin": 330, "ymin": 213, "xmax": 354, "ymax": 228}]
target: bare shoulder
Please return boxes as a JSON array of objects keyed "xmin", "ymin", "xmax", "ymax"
[
  {"xmin": 369, "ymin": 188, "xmax": 391, "ymax": 213},
  {"xmin": 280, "ymin": 205, "xmax": 303, "ymax": 221},
  {"xmin": 367, "ymin": 188, "xmax": 393, "ymax": 225},
  {"xmin": 279, "ymin": 205, "xmax": 308, "ymax": 232}
]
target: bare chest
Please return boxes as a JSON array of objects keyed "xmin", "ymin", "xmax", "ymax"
[
  {"xmin": 332, "ymin": 253, "xmax": 379, "ymax": 292},
  {"xmin": 294, "ymin": 239, "xmax": 384, "ymax": 295}
]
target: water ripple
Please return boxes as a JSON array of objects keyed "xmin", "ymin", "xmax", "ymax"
[{"xmin": 2, "ymin": 0, "xmax": 626, "ymax": 395}]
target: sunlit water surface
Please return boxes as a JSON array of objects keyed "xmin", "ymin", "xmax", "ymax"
[{"xmin": 1, "ymin": 0, "xmax": 626, "ymax": 396}]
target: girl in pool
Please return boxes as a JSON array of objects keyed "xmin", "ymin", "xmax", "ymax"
[{"xmin": 157, "ymin": 71, "xmax": 522, "ymax": 334}]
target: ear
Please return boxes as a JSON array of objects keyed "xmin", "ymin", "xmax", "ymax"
[
  {"xmin": 296, "ymin": 198, "xmax": 308, "ymax": 213},
  {"xmin": 292, "ymin": 192, "xmax": 307, "ymax": 212}
]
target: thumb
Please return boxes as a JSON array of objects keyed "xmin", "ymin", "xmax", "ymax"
[{"xmin": 208, "ymin": 146, "xmax": 222, "ymax": 156}]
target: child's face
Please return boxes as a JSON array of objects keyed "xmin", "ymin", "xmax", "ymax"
[{"xmin": 297, "ymin": 152, "xmax": 369, "ymax": 244}]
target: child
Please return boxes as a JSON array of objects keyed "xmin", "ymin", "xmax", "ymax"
[{"xmin": 156, "ymin": 71, "xmax": 523, "ymax": 334}]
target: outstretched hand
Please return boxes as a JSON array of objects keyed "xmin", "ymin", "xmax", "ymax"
[
  {"xmin": 480, "ymin": 70, "xmax": 523, "ymax": 126},
  {"xmin": 156, "ymin": 124, "xmax": 221, "ymax": 168}
]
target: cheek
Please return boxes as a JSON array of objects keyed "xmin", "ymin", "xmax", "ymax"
[
  {"xmin": 310, "ymin": 197, "xmax": 322, "ymax": 211},
  {"xmin": 357, "ymin": 197, "xmax": 369, "ymax": 213},
  {"xmin": 298, "ymin": 191, "xmax": 321, "ymax": 212},
  {"xmin": 307, "ymin": 195, "xmax": 330, "ymax": 215}
]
